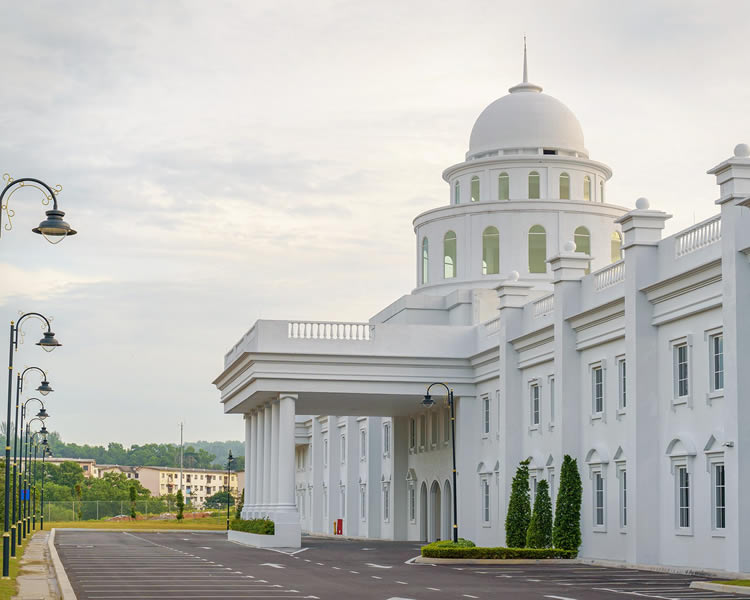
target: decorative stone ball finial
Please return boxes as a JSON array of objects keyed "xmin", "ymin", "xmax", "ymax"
[
  {"xmin": 735, "ymin": 143, "xmax": 750, "ymax": 158},
  {"xmin": 509, "ymin": 270, "xmax": 520, "ymax": 282},
  {"xmin": 635, "ymin": 197, "xmax": 650, "ymax": 210},
  {"xmin": 563, "ymin": 240, "xmax": 576, "ymax": 253}
]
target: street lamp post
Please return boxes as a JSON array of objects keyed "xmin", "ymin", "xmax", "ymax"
[
  {"xmin": 40, "ymin": 446, "xmax": 51, "ymax": 530},
  {"xmin": 23, "ymin": 420, "xmax": 48, "ymax": 539},
  {"xmin": 226, "ymin": 451, "xmax": 234, "ymax": 531},
  {"xmin": 0, "ymin": 175, "xmax": 77, "ymax": 243},
  {"xmin": 423, "ymin": 383, "xmax": 459, "ymax": 543},
  {"xmin": 3, "ymin": 314, "xmax": 60, "ymax": 578}
]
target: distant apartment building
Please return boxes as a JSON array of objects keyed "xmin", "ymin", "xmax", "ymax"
[{"xmin": 45, "ymin": 458, "xmax": 243, "ymax": 507}]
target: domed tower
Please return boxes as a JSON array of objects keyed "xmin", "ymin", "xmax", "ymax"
[{"xmin": 414, "ymin": 48, "xmax": 628, "ymax": 296}]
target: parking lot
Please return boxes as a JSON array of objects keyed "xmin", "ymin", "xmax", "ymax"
[{"xmin": 55, "ymin": 530, "xmax": 736, "ymax": 599}]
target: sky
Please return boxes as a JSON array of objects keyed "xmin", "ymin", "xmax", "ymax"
[{"xmin": 0, "ymin": 1, "xmax": 747, "ymax": 446}]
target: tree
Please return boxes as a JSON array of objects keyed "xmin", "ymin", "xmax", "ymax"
[
  {"xmin": 235, "ymin": 489, "xmax": 244, "ymax": 520},
  {"xmin": 526, "ymin": 479, "xmax": 553, "ymax": 548},
  {"xmin": 505, "ymin": 460, "xmax": 531, "ymax": 548},
  {"xmin": 74, "ymin": 483, "xmax": 82, "ymax": 520},
  {"xmin": 176, "ymin": 489, "xmax": 184, "ymax": 520},
  {"xmin": 205, "ymin": 490, "xmax": 234, "ymax": 509},
  {"xmin": 553, "ymin": 455, "xmax": 583, "ymax": 551},
  {"xmin": 129, "ymin": 485, "xmax": 137, "ymax": 519},
  {"xmin": 56, "ymin": 462, "xmax": 85, "ymax": 488}
]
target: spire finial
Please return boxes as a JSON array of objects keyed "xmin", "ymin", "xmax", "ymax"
[{"xmin": 523, "ymin": 36, "xmax": 528, "ymax": 83}]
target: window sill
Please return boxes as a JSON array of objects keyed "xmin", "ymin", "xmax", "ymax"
[
  {"xmin": 675, "ymin": 529, "xmax": 693, "ymax": 537},
  {"xmin": 711, "ymin": 531, "xmax": 726, "ymax": 538},
  {"xmin": 482, "ymin": 522, "xmax": 492, "ymax": 528},
  {"xmin": 672, "ymin": 397, "xmax": 689, "ymax": 407},
  {"xmin": 592, "ymin": 527, "xmax": 607, "ymax": 534},
  {"xmin": 590, "ymin": 413, "xmax": 603, "ymax": 422},
  {"xmin": 528, "ymin": 425, "xmax": 539, "ymax": 432},
  {"xmin": 619, "ymin": 528, "xmax": 627, "ymax": 534},
  {"xmin": 706, "ymin": 390, "xmax": 724, "ymax": 405},
  {"xmin": 547, "ymin": 423, "xmax": 555, "ymax": 431},
  {"xmin": 616, "ymin": 408, "xmax": 627, "ymax": 417}
]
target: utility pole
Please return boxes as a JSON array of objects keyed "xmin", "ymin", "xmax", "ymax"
[{"xmin": 179, "ymin": 422, "xmax": 184, "ymax": 500}]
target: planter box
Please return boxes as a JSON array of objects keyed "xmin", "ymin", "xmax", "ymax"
[{"xmin": 228, "ymin": 523, "xmax": 300, "ymax": 549}]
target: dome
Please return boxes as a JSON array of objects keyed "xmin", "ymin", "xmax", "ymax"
[{"xmin": 467, "ymin": 50, "xmax": 587, "ymax": 159}]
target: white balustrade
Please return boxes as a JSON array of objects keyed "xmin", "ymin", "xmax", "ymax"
[
  {"xmin": 675, "ymin": 215, "xmax": 721, "ymax": 257},
  {"xmin": 287, "ymin": 321, "xmax": 372, "ymax": 341},
  {"xmin": 593, "ymin": 260, "xmax": 625, "ymax": 291},
  {"xmin": 484, "ymin": 316, "xmax": 500, "ymax": 333},
  {"xmin": 533, "ymin": 294, "xmax": 554, "ymax": 317}
]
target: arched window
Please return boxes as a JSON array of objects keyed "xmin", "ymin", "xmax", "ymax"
[
  {"xmin": 454, "ymin": 180, "xmax": 460, "ymax": 204},
  {"xmin": 498, "ymin": 172, "xmax": 509, "ymax": 201},
  {"xmin": 583, "ymin": 176, "xmax": 591, "ymax": 201},
  {"xmin": 575, "ymin": 226, "xmax": 591, "ymax": 274},
  {"xmin": 611, "ymin": 231, "xmax": 623, "ymax": 263},
  {"xmin": 444, "ymin": 231, "xmax": 457, "ymax": 279},
  {"xmin": 482, "ymin": 226, "xmax": 500, "ymax": 275},
  {"xmin": 471, "ymin": 176, "xmax": 480, "ymax": 202},
  {"xmin": 528, "ymin": 225, "xmax": 547, "ymax": 273},
  {"xmin": 600, "ymin": 180, "xmax": 605, "ymax": 203},
  {"xmin": 421, "ymin": 237, "xmax": 429, "ymax": 284},
  {"xmin": 559, "ymin": 173, "xmax": 570, "ymax": 200},
  {"xmin": 528, "ymin": 171, "xmax": 540, "ymax": 199}
]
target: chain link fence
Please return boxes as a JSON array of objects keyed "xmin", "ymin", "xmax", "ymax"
[{"xmin": 43, "ymin": 500, "xmax": 179, "ymax": 521}]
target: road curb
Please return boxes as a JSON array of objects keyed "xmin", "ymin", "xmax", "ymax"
[
  {"xmin": 414, "ymin": 556, "xmax": 577, "ymax": 565},
  {"xmin": 50, "ymin": 528, "xmax": 220, "ymax": 533},
  {"xmin": 690, "ymin": 581, "xmax": 750, "ymax": 595},
  {"xmin": 48, "ymin": 529, "xmax": 77, "ymax": 600},
  {"xmin": 577, "ymin": 557, "xmax": 750, "ymax": 580}
]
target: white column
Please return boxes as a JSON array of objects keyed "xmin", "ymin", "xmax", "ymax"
[
  {"xmin": 263, "ymin": 402, "xmax": 272, "ymax": 512},
  {"xmin": 243, "ymin": 414, "xmax": 253, "ymax": 517},
  {"xmin": 254, "ymin": 408, "xmax": 264, "ymax": 515},
  {"xmin": 270, "ymin": 399, "xmax": 280, "ymax": 506},
  {"xmin": 277, "ymin": 393, "xmax": 298, "ymax": 513}
]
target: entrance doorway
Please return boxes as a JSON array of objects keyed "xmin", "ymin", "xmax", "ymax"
[
  {"xmin": 420, "ymin": 482, "xmax": 428, "ymax": 541},
  {"xmin": 443, "ymin": 480, "xmax": 452, "ymax": 541},
  {"xmin": 429, "ymin": 480, "xmax": 441, "ymax": 542}
]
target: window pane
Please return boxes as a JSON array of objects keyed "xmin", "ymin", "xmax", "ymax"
[
  {"xmin": 574, "ymin": 226, "xmax": 591, "ymax": 274},
  {"xmin": 482, "ymin": 226, "xmax": 500, "ymax": 275},
  {"xmin": 679, "ymin": 467, "xmax": 690, "ymax": 528},
  {"xmin": 498, "ymin": 173, "xmax": 509, "ymax": 200},
  {"xmin": 560, "ymin": 173, "xmax": 570, "ymax": 200},
  {"xmin": 528, "ymin": 225, "xmax": 547, "ymax": 273},
  {"xmin": 676, "ymin": 344, "xmax": 689, "ymax": 397},
  {"xmin": 454, "ymin": 181, "xmax": 460, "ymax": 204},
  {"xmin": 713, "ymin": 335, "xmax": 724, "ymax": 391},
  {"xmin": 471, "ymin": 176, "xmax": 480, "ymax": 202},
  {"xmin": 600, "ymin": 181, "xmax": 605, "ymax": 203},
  {"xmin": 421, "ymin": 238, "xmax": 429, "ymax": 284},
  {"xmin": 529, "ymin": 172, "xmax": 540, "ymax": 199},
  {"xmin": 610, "ymin": 231, "xmax": 623, "ymax": 263},
  {"xmin": 584, "ymin": 176, "xmax": 591, "ymax": 201},
  {"xmin": 444, "ymin": 231, "xmax": 457, "ymax": 279},
  {"xmin": 621, "ymin": 470, "xmax": 627, "ymax": 527}
]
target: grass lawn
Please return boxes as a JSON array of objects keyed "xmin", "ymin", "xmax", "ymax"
[
  {"xmin": 0, "ymin": 535, "xmax": 29, "ymax": 600},
  {"xmin": 46, "ymin": 516, "xmax": 227, "ymax": 530},
  {"xmin": 713, "ymin": 580, "xmax": 750, "ymax": 586}
]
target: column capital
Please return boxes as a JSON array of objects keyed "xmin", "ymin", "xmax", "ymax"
[
  {"xmin": 548, "ymin": 246, "xmax": 590, "ymax": 283},
  {"xmin": 615, "ymin": 198, "xmax": 671, "ymax": 249},
  {"xmin": 708, "ymin": 144, "xmax": 750, "ymax": 206},
  {"xmin": 494, "ymin": 279, "xmax": 534, "ymax": 310},
  {"xmin": 279, "ymin": 392, "xmax": 298, "ymax": 401}
]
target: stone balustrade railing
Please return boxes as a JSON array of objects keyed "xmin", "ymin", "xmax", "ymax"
[
  {"xmin": 288, "ymin": 321, "xmax": 372, "ymax": 341},
  {"xmin": 483, "ymin": 316, "xmax": 500, "ymax": 333},
  {"xmin": 594, "ymin": 260, "xmax": 625, "ymax": 291},
  {"xmin": 533, "ymin": 294, "xmax": 554, "ymax": 317},
  {"xmin": 675, "ymin": 215, "xmax": 721, "ymax": 257}
]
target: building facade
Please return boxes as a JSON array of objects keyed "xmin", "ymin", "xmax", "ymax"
[{"xmin": 214, "ymin": 58, "xmax": 750, "ymax": 572}]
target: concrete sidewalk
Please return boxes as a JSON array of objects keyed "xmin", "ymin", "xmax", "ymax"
[{"xmin": 12, "ymin": 531, "xmax": 59, "ymax": 600}]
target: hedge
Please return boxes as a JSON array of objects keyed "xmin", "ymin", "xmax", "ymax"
[
  {"xmin": 421, "ymin": 542, "xmax": 577, "ymax": 560},
  {"xmin": 229, "ymin": 518, "xmax": 275, "ymax": 535}
]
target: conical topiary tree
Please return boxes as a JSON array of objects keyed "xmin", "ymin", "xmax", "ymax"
[
  {"xmin": 526, "ymin": 479, "xmax": 552, "ymax": 548},
  {"xmin": 553, "ymin": 454, "xmax": 582, "ymax": 552},
  {"xmin": 505, "ymin": 459, "xmax": 531, "ymax": 548}
]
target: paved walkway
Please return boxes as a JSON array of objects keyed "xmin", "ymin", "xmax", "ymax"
[{"xmin": 13, "ymin": 531, "xmax": 59, "ymax": 600}]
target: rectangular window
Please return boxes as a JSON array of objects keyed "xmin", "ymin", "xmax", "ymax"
[
  {"xmin": 340, "ymin": 487, "xmax": 346, "ymax": 518},
  {"xmin": 323, "ymin": 439, "xmax": 328, "ymax": 467},
  {"xmin": 360, "ymin": 485, "xmax": 367, "ymax": 520},
  {"xmin": 409, "ymin": 418, "xmax": 416, "ymax": 450},
  {"xmin": 594, "ymin": 472, "xmax": 605, "ymax": 527},
  {"xmin": 530, "ymin": 476, "xmax": 538, "ymax": 507},
  {"xmin": 431, "ymin": 412, "xmax": 438, "ymax": 445},
  {"xmin": 548, "ymin": 471, "xmax": 555, "ymax": 506},
  {"xmin": 409, "ymin": 487, "xmax": 416, "ymax": 521},
  {"xmin": 710, "ymin": 334, "xmax": 724, "ymax": 392},
  {"xmin": 619, "ymin": 469, "xmax": 627, "ymax": 528},
  {"xmin": 383, "ymin": 485, "xmax": 390, "ymax": 522},
  {"xmin": 592, "ymin": 366, "xmax": 604, "ymax": 414},
  {"xmin": 530, "ymin": 383, "xmax": 540, "ymax": 426},
  {"xmin": 549, "ymin": 377, "xmax": 555, "ymax": 424},
  {"xmin": 713, "ymin": 464, "xmax": 725, "ymax": 530},
  {"xmin": 360, "ymin": 429, "xmax": 367, "ymax": 460},
  {"xmin": 481, "ymin": 478, "xmax": 490, "ymax": 524},
  {"xmin": 340, "ymin": 435, "xmax": 346, "ymax": 463},
  {"xmin": 419, "ymin": 416, "xmax": 426, "ymax": 449},
  {"xmin": 383, "ymin": 423, "xmax": 390, "ymax": 456},
  {"xmin": 618, "ymin": 358, "xmax": 627, "ymax": 410},
  {"xmin": 482, "ymin": 396, "xmax": 490, "ymax": 435},
  {"xmin": 677, "ymin": 466, "xmax": 690, "ymax": 528},
  {"xmin": 444, "ymin": 408, "xmax": 451, "ymax": 442},
  {"xmin": 674, "ymin": 343, "xmax": 689, "ymax": 398},
  {"xmin": 323, "ymin": 488, "xmax": 328, "ymax": 519}
]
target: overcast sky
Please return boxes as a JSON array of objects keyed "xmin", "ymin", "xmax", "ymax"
[{"xmin": 0, "ymin": 1, "xmax": 747, "ymax": 446}]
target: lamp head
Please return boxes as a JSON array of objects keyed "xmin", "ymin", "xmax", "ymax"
[
  {"xmin": 41, "ymin": 437, "xmax": 48, "ymax": 447},
  {"xmin": 36, "ymin": 407, "xmax": 49, "ymax": 420},
  {"xmin": 32, "ymin": 209, "xmax": 77, "ymax": 244},
  {"xmin": 39, "ymin": 424, "xmax": 49, "ymax": 436},
  {"xmin": 228, "ymin": 450, "xmax": 233, "ymax": 462},
  {"xmin": 422, "ymin": 393, "xmax": 435, "ymax": 408},
  {"xmin": 37, "ymin": 332, "xmax": 61, "ymax": 352},
  {"xmin": 37, "ymin": 380, "xmax": 53, "ymax": 395}
]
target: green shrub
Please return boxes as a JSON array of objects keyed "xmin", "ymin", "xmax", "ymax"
[
  {"xmin": 505, "ymin": 459, "xmax": 531, "ymax": 548},
  {"xmin": 526, "ymin": 479, "xmax": 553, "ymax": 548},
  {"xmin": 429, "ymin": 538, "xmax": 476, "ymax": 548},
  {"xmin": 553, "ymin": 455, "xmax": 582, "ymax": 551},
  {"xmin": 421, "ymin": 543, "xmax": 576, "ymax": 560},
  {"xmin": 229, "ymin": 518, "xmax": 275, "ymax": 535},
  {"xmin": 176, "ymin": 490, "xmax": 185, "ymax": 521}
]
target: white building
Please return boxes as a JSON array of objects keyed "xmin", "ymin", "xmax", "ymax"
[{"xmin": 214, "ymin": 54, "xmax": 750, "ymax": 573}]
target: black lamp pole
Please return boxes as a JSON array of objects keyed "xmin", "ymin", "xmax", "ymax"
[
  {"xmin": 23, "ymin": 419, "xmax": 48, "ymax": 540},
  {"xmin": 40, "ymin": 447, "xmax": 50, "ymax": 530},
  {"xmin": 226, "ymin": 451, "xmax": 234, "ymax": 531},
  {"xmin": 423, "ymin": 383, "xmax": 459, "ymax": 543},
  {"xmin": 3, "ymin": 314, "xmax": 60, "ymax": 578}
]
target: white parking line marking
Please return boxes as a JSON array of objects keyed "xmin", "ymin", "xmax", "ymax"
[{"xmin": 544, "ymin": 596, "xmax": 578, "ymax": 600}]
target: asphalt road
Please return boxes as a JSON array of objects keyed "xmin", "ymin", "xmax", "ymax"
[{"xmin": 54, "ymin": 530, "xmax": 734, "ymax": 600}]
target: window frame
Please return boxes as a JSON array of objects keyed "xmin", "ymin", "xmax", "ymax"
[
  {"xmin": 528, "ymin": 171, "xmax": 541, "ymax": 199},
  {"xmin": 421, "ymin": 237, "xmax": 429, "ymax": 285},
  {"xmin": 529, "ymin": 380, "xmax": 541, "ymax": 430},
  {"xmin": 409, "ymin": 418, "xmax": 416, "ymax": 452},
  {"xmin": 616, "ymin": 463, "xmax": 627, "ymax": 531},
  {"xmin": 360, "ymin": 483, "xmax": 367, "ymax": 521},
  {"xmin": 583, "ymin": 175, "xmax": 591, "ymax": 201},
  {"xmin": 617, "ymin": 356, "xmax": 627, "ymax": 413},
  {"xmin": 590, "ymin": 361, "xmax": 606, "ymax": 420},
  {"xmin": 480, "ymin": 475, "xmax": 491, "ymax": 526},
  {"xmin": 443, "ymin": 230, "xmax": 457, "ymax": 279},
  {"xmin": 382, "ymin": 482, "xmax": 390, "ymax": 523},
  {"xmin": 670, "ymin": 336, "xmax": 692, "ymax": 406},
  {"xmin": 711, "ymin": 460, "xmax": 726, "ymax": 533},
  {"xmin": 547, "ymin": 376, "xmax": 555, "ymax": 429},
  {"xmin": 707, "ymin": 329, "xmax": 724, "ymax": 397},
  {"xmin": 430, "ymin": 411, "xmax": 438, "ymax": 447},
  {"xmin": 498, "ymin": 172, "xmax": 509, "ymax": 201},
  {"xmin": 675, "ymin": 463, "xmax": 691, "ymax": 533},
  {"xmin": 419, "ymin": 415, "xmax": 426, "ymax": 451},
  {"xmin": 591, "ymin": 468, "xmax": 606, "ymax": 532},
  {"xmin": 360, "ymin": 429, "xmax": 367, "ymax": 461},
  {"xmin": 454, "ymin": 180, "xmax": 460, "ymax": 204},
  {"xmin": 528, "ymin": 225, "xmax": 547, "ymax": 274},
  {"xmin": 482, "ymin": 226, "xmax": 500, "ymax": 276},
  {"xmin": 559, "ymin": 172, "xmax": 570, "ymax": 200},
  {"xmin": 481, "ymin": 394, "xmax": 490, "ymax": 437},
  {"xmin": 408, "ymin": 484, "xmax": 416, "ymax": 523},
  {"xmin": 470, "ymin": 175, "xmax": 480, "ymax": 202},
  {"xmin": 383, "ymin": 422, "xmax": 391, "ymax": 458}
]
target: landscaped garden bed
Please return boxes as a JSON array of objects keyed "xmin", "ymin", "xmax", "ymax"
[{"xmin": 421, "ymin": 540, "xmax": 576, "ymax": 560}]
